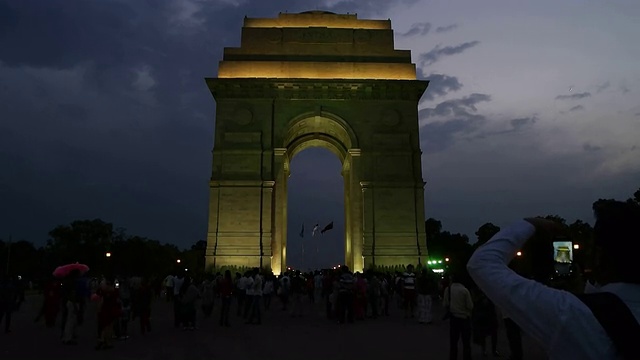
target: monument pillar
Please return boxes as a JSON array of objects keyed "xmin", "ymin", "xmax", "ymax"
[{"xmin": 271, "ymin": 148, "xmax": 288, "ymax": 275}]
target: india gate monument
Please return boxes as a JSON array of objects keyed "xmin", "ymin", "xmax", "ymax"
[{"xmin": 205, "ymin": 11, "xmax": 429, "ymax": 274}]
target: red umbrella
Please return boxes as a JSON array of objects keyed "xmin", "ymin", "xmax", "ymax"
[{"xmin": 53, "ymin": 263, "xmax": 90, "ymax": 278}]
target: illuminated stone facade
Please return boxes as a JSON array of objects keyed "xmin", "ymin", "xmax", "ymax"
[{"xmin": 205, "ymin": 11, "xmax": 429, "ymax": 274}]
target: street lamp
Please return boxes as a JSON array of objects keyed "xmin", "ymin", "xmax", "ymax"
[
  {"xmin": 445, "ymin": 257, "xmax": 450, "ymax": 262},
  {"xmin": 573, "ymin": 244, "xmax": 580, "ymax": 250},
  {"xmin": 176, "ymin": 259, "xmax": 181, "ymax": 264},
  {"xmin": 105, "ymin": 252, "xmax": 112, "ymax": 258},
  {"xmin": 516, "ymin": 251, "xmax": 522, "ymax": 257}
]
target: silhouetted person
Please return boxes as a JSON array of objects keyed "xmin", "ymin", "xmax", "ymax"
[{"xmin": 0, "ymin": 274, "xmax": 19, "ymax": 333}]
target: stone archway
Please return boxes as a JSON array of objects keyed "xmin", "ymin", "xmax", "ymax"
[
  {"xmin": 204, "ymin": 11, "xmax": 430, "ymax": 274},
  {"xmin": 273, "ymin": 112, "xmax": 360, "ymax": 272}
]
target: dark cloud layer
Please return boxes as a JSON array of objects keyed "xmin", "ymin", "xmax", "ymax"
[
  {"xmin": 0, "ymin": 0, "xmax": 396, "ymax": 261},
  {"xmin": 418, "ymin": 72, "xmax": 463, "ymax": 101},
  {"xmin": 555, "ymin": 92, "xmax": 591, "ymax": 100},
  {"xmin": 420, "ymin": 93, "xmax": 491, "ymax": 153},
  {"xmin": 419, "ymin": 41, "xmax": 480, "ymax": 66}
]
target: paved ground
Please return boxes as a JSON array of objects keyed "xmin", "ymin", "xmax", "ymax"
[{"xmin": 2, "ymin": 295, "xmax": 547, "ymax": 360}]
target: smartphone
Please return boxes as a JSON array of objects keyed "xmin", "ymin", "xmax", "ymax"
[{"xmin": 553, "ymin": 237, "xmax": 573, "ymax": 277}]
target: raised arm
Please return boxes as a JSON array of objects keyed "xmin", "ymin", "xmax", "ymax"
[{"xmin": 466, "ymin": 220, "xmax": 601, "ymax": 353}]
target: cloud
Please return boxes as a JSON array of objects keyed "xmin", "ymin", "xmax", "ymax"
[
  {"xmin": 399, "ymin": 22, "xmax": 431, "ymax": 37},
  {"xmin": 510, "ymin": 117, "xmax": 537, "ymax": 130},
  {"xmin": 0, "ymin": 0, "xmax": 430, "ymax": 255},
  {"xmin": 555, "ymin": 92, "xmax": 591, "ymax": 100},
  {"xmin": 471, "ymin": 116, "xmax": 538, "ymax": 140},
  {"xmin": 419, "ymin": 93, "xmax": 491, "ymax": 153},
  {"xmin": 419, "ymin": 41, "xmax": 480, "ymax": 66},
  {"xmin": 583, "ymin": 142, "xmax": 602, "ymax": 152},
  {"xmin": 435, "ymin": 24, "xmax": 458, "ymax": 33},
  {"xmin": 418, "ymin": 73, "xmax": 463, "ymax": 101},
  {"xmin": 596, "ymin": 81, "xmax": 610, "ymax": 93},
  {"xmin": 569, "ymin": 105, "xmax": 584, "ymax": 112}
]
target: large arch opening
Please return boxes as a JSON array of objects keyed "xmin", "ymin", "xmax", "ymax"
[
  {"xmin": 272, "ymin": 112, "xmax": 361, "ymax": 274},
  {"xmin": 286, "ymin": 147, "xmax": 344, "ymax": 271}
]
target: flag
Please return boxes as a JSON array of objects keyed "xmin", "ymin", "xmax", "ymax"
[
  {"xmin": 299, "ymin": 224, "xmax": 304, "ymax": 238},
  {"xmin": 320, "ymin": 221, "xmax": 334, "ymax": 234},
  {"xmin": 312, "ymin": 224, "xmax": 319, "ymax": 237}
]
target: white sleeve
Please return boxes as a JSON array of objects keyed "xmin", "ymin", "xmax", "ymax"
[{"xmin": 466, "ymin": 220, "xmax": 607, "ymax": 355}]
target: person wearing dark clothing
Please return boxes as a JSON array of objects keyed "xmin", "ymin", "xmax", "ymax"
[
  {"xmin": 336, "ymin": 266, "xmax": 355, "ymax": 324},
  {"xmin": 0, "ymin": 275, "xmax": 19, "ymax": 333},
  {"xmin": 472, "ymin": 291, "xmax": 500, "ymax": 357},
  {"xmin": 135, "ymin": 279, "xmax": 153, "ymax": 334},
  {"xmin": 504, "ymin": 317, "xmax": 523, "ymax": 360},
  {"xmin": 75, "ymin": 276, "xmax": 90, "ymax": 325},
  {"xmin": 218, "ymin": 270, "xmax": 233, "ymax": 327}
]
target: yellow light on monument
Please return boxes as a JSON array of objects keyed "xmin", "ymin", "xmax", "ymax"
[
  {"xmin": 105, "ymin": 252, "xmax": 112, "ymax": 258},
  {"xmin": 516, "ymin": 251, "xmax": 522, "ymax": 257},
  {"xmin": 573, "ymin": 244, "xmax": 580, "ymax": 250}
]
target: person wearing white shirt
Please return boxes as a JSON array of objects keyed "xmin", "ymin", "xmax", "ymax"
[
  {"xmin": 163, "ymin": 275, "xmax": 174, "ymax": 302},
  {"xmin": 263, "ymin": 276, "xmax": 274, "ymax": 310},
  {"xmin": 247, "ymin": 269, "xmax": 263, "ymax": 324},
  {"xmin": 442, "ymin": 273, "xmax": 474, "ymax": 360},
  {"xmin": 467, "ymin": 200, "xmax": 640, "ymax": 360},
  {"xmin": 243, "ymin": 273, "xmax": 254, "ymax": 319}
]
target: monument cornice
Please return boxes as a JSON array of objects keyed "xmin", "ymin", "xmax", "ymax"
[{"xmin": 206, "ymin": 78, "xmax": 429, "ymax": 101}]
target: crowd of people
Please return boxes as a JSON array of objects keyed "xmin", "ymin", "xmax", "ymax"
[
  {"xmin": 1, "ymin": 261, "xmax": 526, "ymax": 359},
  {"xmin": 1, "ymin": 199, "xmax": 637, "ymax": 359}
]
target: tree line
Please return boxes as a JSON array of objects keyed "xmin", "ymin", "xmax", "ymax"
[
  {"xmin": 428, "ymin": 188, "xmax": 640, "ymax": 280},
  {"xmin": 0, "ymin": 219, "xmax": 207, "ymax": 281},
  {"xmin": 1, "ymin": 188, "xmax": 637, "ymax": 282}
]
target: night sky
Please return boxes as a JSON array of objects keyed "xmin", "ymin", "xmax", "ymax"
[{"xmin": 1, "ymin": 0, "xmax": 639, "ymax": 269}]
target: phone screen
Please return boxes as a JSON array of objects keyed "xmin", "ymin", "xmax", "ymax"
[
  {"xmin": 553, "ymin": 240, "xmax": 573, "ymax": 263},
  {"xmin": 553, "ymin": 239, "xmax": 573, "ymax": 277}
]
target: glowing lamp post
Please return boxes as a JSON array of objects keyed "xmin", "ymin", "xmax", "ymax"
[
  {"xmin": 516, "ymin": 251, "xmax": 522, "ymax": 257},
  {"xmin": 176, "ymin": 259, "xmax": 181, "ymax": 264},
  {"xmin": 573, "ymin": 244, "xmax": 580, "ymax": 250},
  {"xmin": 105, "ymin": 252, "xmax": 112, "ymax": 258}
]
